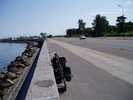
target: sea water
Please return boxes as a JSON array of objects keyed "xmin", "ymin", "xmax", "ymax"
[{"xmin": 0, "ymin": 43, "xmax": 26, "ymax": 72}]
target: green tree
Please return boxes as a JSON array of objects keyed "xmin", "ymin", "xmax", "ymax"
[
  {"xmin": 40, "ymin": 32, "xmax": 47, "ymax": 40},
  {"xmin": 124, "ymin": 21, "xmax": 133, "ymax": 32},
  {"xmin": 116, "ymin": 15, "xmax": 126, "ymax": 33},
  {"xmin": 92, "ymin": 14, "xmax": 109, "ymax": 37},
  {"xmin": 78, "ymin": 19, "xmax": 86, "ymax": 30},
  {"xmin": 66, "ymin": 28, "xmax": 80, "ymax": 37},
  {"xmin": 84, "ymin": 28, "xmax": 93, "ymax": 37},
  {"xmin": 78, "ymin": 19, "xmax": 86, "ymax": 35}
]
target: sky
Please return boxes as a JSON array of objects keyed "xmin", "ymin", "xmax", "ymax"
[{"xmin": 0, "ymin": 0, "xmax": 133, "ymax": 38}]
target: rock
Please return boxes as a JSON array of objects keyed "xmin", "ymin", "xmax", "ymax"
[
  {"xmin": 0, "ymin": 79, "xmax": 13, "ymax": 89},
  {"xmin": 0, "ymin": 89, "xmax": 5, "ymax": 98},
  {"xmin": 4, "ymin": 72, "xmax": 17, "ymax": 80}
]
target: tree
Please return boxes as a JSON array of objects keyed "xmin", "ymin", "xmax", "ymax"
[
  {"xmin": 40, "ymin": 32, "xmax": 47, "ymax": 40},
  {"xmin": 116, "ymin": 15, "xmax": 126, "ymax": 33},
  {"xmin": 124, "ymin": 21, "xmax": 133, "ymax": 32},
  {"xmin": 66, "ymin": 28, "xmax": 80, "ymax": 37},
  {"xmin": 78, "ymin": 19, "xmax": 86, "ymax": 35},
  {"xmin": 66, "ymin": 29, "xmax": 73, "ymax": 37},
  {"xmin": 92, "ymin": 14, "xmax": 109, "ymax": 37},
  {"xmin": 78, "ymin": 19, "xmax": 86, "ymax": 30},
  {"xmin": 84, "ymin": 28, "xmax": 93, "ymax": 37},
  {"xmin": 47, "ymin": 34, "xmax": 53, "ymax": 38}
]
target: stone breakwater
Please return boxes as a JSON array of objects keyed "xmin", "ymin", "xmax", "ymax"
[{"xmin": 0, "ymin": 41, "xmax": 43, "ymax": 100}]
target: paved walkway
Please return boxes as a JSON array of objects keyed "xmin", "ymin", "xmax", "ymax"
[
  {"xmin": 54, "ymin": 38, "xmax": 133, "ymax": 60},
  {"xmin": 49, "ymin": 39, "xmax": 133, "ymax": 85},
  {"xmin": 48, "ymin": 39, "xmax": 133, "ymax": 100}
]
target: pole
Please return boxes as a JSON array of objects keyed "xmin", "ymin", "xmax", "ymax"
[{"xmin": 118, "ymin": 4, "xmax": 124, "ymax": 16}]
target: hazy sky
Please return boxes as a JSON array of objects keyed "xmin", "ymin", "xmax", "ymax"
[{"xmin": 0, "ymin": 0, "xmax": 133, "ymax": 37}]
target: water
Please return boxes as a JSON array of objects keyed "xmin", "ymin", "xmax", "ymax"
[{"xmin": 0, "ymin": 43, "xmax": 27, "ymax": 72}]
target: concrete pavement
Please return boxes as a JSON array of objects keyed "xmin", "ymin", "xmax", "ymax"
[
  {"xmin": 26, "ymin": 42, "xmax": 59, "ymax": 100},
  {"xmin": 49, "ymin": 39, "xmax": 133, "ymax": 85},
  {"xmin": 48, "ymin": 39, "xmax": 133, "ymax": 100},
  {"xmin": 54, "ymin": 38, "xmax": 133, "ymax": 60}
]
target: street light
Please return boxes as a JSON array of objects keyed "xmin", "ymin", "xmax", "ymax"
[{"xmin": 118, "ymin": 4, "xmax": 124, "ymax": 16}]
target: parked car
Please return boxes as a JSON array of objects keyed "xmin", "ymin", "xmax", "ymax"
[{"xmin": 80, "ymin": 35, "xmax": 86, "ymax": 39}]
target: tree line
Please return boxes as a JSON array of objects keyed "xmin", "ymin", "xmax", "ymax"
[{"xmin": 66, "ymin": 14, "xmax": 133, "ymax": 37}]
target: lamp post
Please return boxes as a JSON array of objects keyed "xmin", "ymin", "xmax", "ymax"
[{"xmin": 118, "ymin": 4, "xmax": 124, "ymax": 16}]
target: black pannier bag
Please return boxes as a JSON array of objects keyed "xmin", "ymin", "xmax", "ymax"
[
  {"xmin": 54, "ymin": 69, "xmax": 62, "ymax": 84},
  {"xmin": 51, "ymin": 53, "xmax": 72, "ymax": 93},
  {"xmin": 63, "ymin": 67, "xmax": 71, "ymax": 82},
  {"xmin": 59, "ymin": 57, "xmax": 72, "ymax": 82}
]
